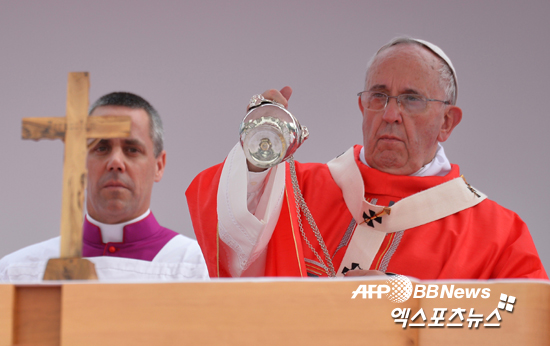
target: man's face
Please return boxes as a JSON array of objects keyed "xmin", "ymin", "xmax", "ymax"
[
  {"xmin": 360, "ymin": 44, "xmax": 461, "ymax": 175},
  {"xmin": 86, "ymin": 106, "xmax": 166, "ymax": 224}
]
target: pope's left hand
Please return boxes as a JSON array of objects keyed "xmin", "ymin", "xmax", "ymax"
[{"xmin": 344, "ymin": 270, "xmax": 386, "ymax": 277}]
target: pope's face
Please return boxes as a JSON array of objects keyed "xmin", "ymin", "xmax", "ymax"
[
  {"xmin": 360, "ymin": 44, "xmax": 461, "ymax": 175},
  {"xmin": 86, "ymin": 106, "xmax": 166, "ymax": 224}
]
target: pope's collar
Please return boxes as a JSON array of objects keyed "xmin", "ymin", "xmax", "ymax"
[
  {"xmin": 359, "ymin": 143, "xmax": 451, "ymax": 177},
  {"xmin": 85, "ymin": 209, "xmax": 151, "ymax": 243}
]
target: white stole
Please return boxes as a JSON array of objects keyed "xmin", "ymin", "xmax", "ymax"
[{"xmin": 327, "ymin": 147, "xmax": 487, "ymax": 277}]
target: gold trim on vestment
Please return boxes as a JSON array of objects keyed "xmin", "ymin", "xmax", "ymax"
[
  {"xmin": 216, "ymin": 224, "xmax": 220, "ymax": 278},
  {"xmin": 286, "ymin": 187, "xmax": 304, "ymax": 277},
  {"xmin": 374, "ymin": 233, "xmax": 394, "ymax": 270}
]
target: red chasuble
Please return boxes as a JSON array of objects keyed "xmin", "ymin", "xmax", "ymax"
[{"xmin": 186, "ymin": 146, "xmax": 548, "ymax": 280}]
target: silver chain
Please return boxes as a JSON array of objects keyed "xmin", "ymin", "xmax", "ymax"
[{"xmin": 288, "ymin": 156, "xmax": 336, "ymax": 277}]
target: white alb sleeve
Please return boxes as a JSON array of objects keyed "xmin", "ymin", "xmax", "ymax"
[{"xmin": 217, "ymin": 143, "xmax": 286, "ymax": 277}]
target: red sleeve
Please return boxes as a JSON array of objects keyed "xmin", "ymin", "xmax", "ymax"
[
  {"xmin": 185, "ymin": 160, "xmax": 309, "ymax": 278},
  {"xmin": 185, "ymin": 162, "xmax": 233, "ymax": 277},
  {"xmin": 491, "ymin": 211, "xmax": 548, "ymax": 280}
]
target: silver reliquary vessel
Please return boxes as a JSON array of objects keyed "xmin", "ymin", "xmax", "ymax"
[{"xmin": 239, "ymin": 95, "xmax": 309, "ymax": 169}]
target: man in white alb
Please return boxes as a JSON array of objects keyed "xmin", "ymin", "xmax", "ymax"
[{"xmin": 1, "ymin": 92, "xmax": 208, "ymax": 281}]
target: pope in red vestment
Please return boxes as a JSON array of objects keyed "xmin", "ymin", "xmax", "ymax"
[{"xmin": 186, "ymin": 37, "xmax": 548, "ymax": 280}]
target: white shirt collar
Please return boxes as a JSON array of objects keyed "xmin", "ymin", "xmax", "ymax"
[
  {"xmin": 359, "ymin": 143, "xmax": 451, "ymax": 177},
  {"xmin": 86, "ymin": 209, "xmax": 151, "ymax": 243}
]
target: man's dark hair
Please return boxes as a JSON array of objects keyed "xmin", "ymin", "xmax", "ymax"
[{"xmin": 89, "ymin": 92, "xmax": 164, "ymax": 157}]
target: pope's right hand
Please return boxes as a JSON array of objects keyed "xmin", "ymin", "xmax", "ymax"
[{"xmin": 246, "ymin": 86, "xmax": 293, "ymax": 111}]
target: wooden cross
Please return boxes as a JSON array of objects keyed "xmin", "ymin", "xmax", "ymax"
[{"xmin": 21, "ymin": 72, "xmax": 131, "ymax": 280}]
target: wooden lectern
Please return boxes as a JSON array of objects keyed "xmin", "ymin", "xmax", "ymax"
[{"xmin": 1, "ymin": 279, "xmax": 549, "ymax": 346}]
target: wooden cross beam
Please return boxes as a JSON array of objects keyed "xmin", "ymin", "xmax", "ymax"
[{"xmin": 21, "ymin": 72, "xmax": 131, "ymax": 280}]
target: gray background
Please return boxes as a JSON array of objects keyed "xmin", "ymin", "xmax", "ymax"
[{"xmin": 1, "ymin": 0, "xmax": 548, "ymax": 273}]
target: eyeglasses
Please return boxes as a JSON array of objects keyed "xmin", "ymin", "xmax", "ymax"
[{"xmin": 357, "ymin": 91, "xmax": 450, "ymax": 113}]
